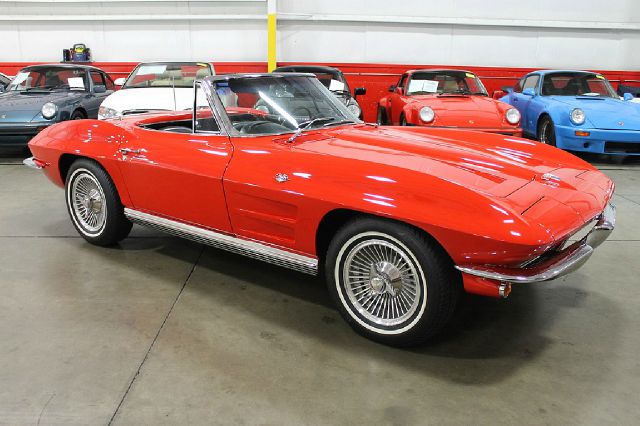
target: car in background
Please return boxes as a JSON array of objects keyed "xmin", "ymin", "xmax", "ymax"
[
  {"xmin": 62, "ymin": 43, "xmax": 92, "ymax": 63},
  {"xmin": 0, "ymin": 72, "xmax": 11, "ymax": 91},
  {"xmin": 273, "ymin": 65, "xmax": 366, "ymax": 119},
  {"xmin": 26, "ymin": 73, "xmax": 615, "ymax": 346},
  {"xmin": 500, "ymin": 70, "xmax": 640, "ymax": 155},
  {"xmin": 0, "ymin": 64, "xmax": 114, "ymax": 147},
  {"xmin": 378, "ymin": 69, "xmax": 522, "ymax": 136},
  {"xmin": 98, "ymin": 62, "xmax": 214, "ymax": 119}
]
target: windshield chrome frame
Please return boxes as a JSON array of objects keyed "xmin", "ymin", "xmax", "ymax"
[{"xmin": 199, "ymin": 73, "xmax": 363, "ymax": 138}]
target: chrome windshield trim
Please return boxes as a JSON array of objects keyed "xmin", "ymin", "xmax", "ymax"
[
  {"xmin": 456, "ymin": 203, "xmax": 615, "ymax": 284},
  {"xmin": 124, "ymin": 208, "xmax": 318, "ymax": 275}
]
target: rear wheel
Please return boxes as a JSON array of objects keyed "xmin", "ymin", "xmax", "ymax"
[
  {"xmin": 538, "ymin": 116, "xmax": 556, "ymax": 146},
  {"xmin": 325, "ymin": 218, "xmax": 460, "ymax": 347},
  {"xmin": 65, "ymin": 159, "xmax": 132, "ymax": 246},
  {"xmin": 70, "ymin": 110, "xmax": 85, "ymax": 120}
]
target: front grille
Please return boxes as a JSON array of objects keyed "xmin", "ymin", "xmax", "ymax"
[{"xmin": 605, "ymin": 141, "xmax": 640, "ymax": 154}]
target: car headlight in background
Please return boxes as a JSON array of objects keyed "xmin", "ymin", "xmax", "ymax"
[
  {"xmin": 346, "ymin": 101, "xmax": 361, "ymax": 118},
  {"xmin": 41, "ymin": 102, "xmax": 57, "ymax": 120},
  {"xmin": 98, "ymin": 106, "xmax": 120, "ymax": 120},
  {"xmin": 570, "ymin": 108, "xmax": 585, "ymax": 125},
  {"xmin": 419, "ymin": 106, "xmax": 435, "ymax": 123},
  {"xmin": 506, "ymin": 108, "xmax": 520, "ymax": 125}
]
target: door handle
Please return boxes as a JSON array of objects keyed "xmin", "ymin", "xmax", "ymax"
[{"xmin": 119, "ymin": 148, "xmax": 142, "ymax": 155}]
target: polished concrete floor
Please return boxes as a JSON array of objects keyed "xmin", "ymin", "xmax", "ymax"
[{"xmin": 1, "ymin": 151, "xmax": 639, "ymax": 425}]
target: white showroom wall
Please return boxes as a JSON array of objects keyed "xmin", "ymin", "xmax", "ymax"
[{"xmin": 0, "ymin": 0, "xmax": 638, "ymax": 69}]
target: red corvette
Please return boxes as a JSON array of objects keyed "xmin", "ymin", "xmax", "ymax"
[
  {"xmin": 378, "ymin": 69, "xmax": 523, "ymax": 136},
  {"xmin": 25, "ymin": 73, "xmax": 615, "ymax": 346}
]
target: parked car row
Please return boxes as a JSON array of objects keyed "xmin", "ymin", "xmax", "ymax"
[
  {"xmin": 2, "ymin": 61, "xmax": 640, "ymax": 156},
  {"xmin": 24, "ymin": 71, "xmax": 617, "ymax": 346}
]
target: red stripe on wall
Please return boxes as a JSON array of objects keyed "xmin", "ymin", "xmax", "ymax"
[{"xmin": 2, "ymin": 61, "xmax": 639, "ymax": 122}]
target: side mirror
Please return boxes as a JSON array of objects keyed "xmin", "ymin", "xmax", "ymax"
[
  {"xmin": 623, "ymin": 93, "xmax": 634, "ymax": 101},
  {"xmin": 501, "ymin": 86, "xmax": 514, "ymax": 93},
  {"xmin": 354, "ymin": 87, "xmax": 366, "ymax": 98},
  {"xmin": 388, "ymin": 85, "xmax": 396, "ymax": 93},
  {"xmin": 93, "ymin": 85, "xmax": 106, "ymax": 94},
  {"xmin": 114, "ymin": 77, "xmax": 126, "ymax": 87},
  {"xmin": 522, "ymin": 88, "xmax": 536, "ymax": 97},
  {"xmin": 492, "ymin": 90, "xmax": 506, "ymax": 100}
]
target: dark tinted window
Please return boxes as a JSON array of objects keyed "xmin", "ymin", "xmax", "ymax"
[{"xmin": 522, "ymin": 75, "xmax": 540, "ymax": 92}]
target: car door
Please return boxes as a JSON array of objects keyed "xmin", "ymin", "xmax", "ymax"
[
  {"xmin": 388, "ymin": 74, "xmax": 408, "ymax": 125},
  {"xmin": 86, "ymin": 71, "xmax": 114, "ymax": 118},
  {"xmin": 116, "ymin": 111, "xmax": 234, "ymax": 233},
  {"xmin": 510, "ymin": 74, "xmax": 540, "ymax": 135}
]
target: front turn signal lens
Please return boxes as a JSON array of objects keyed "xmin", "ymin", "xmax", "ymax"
[{"xmin": 575, "ymin": 131, "xmax": 591, "ymax": 137}]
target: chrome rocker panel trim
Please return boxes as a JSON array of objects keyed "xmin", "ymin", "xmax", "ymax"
[
  {"xmin": 23, "ymin": 157, "xmax": 42, "ymax": 169},
  {"xmin": 124, "ymin": 208, "xmax": 318, "ymax": 275},
  {"xmin": 456, "ymin": 203, "xmax": 616, "ymax": 284}
]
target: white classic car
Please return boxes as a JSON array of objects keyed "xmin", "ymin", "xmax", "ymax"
[{"xmin": 98, "ymin": 62, "xmax": 214, "ymax": 119}]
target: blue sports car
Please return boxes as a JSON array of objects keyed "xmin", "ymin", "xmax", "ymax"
[{"xmin": 500, "ymin": 70, "xmax": 640, "ymax": 155}]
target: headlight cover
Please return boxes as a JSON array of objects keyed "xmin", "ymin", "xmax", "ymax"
[
  {"xmin": 98, "ymin": 106, "xmax": 120, "ymax": 120},
  {"xmin": 346, "ymin": 100, "xmax": 361, "ymax": 118},
  {"xmin": 506, "ymin": 108, "xmax": 521, "ymax": 125},
  {"xmin": 41, "ymin": 102, "xmax": 58, "ymax": 120},
  {"xmin": 570, "ymin": 108, "xmax": 585, "ymax": 125},
  {"xmin": 419, "ymin": 106, "xmax": 435, "ymax": 123}
]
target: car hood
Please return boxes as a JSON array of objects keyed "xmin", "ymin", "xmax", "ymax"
[
  {"xmin": 100, "ymin": 87, "xmax": 195, "ymax": 113},
  {"xmin": 295, "ymin": 125, "xmax": 611, "ymax": 242},
  {"xmin": 407, "ymin": 95, "xmax": 508, "ymax": 127},
  {"xmin": 301, "ymin": 125, "xmax": 586, "ymax": 198},
  {"xmin": 0, "ymin": 90, "xmax": 82, "ymax": 122},
  {"xmin": 547, "ymin": 96, "xmax": 640, "ymax": 130}
]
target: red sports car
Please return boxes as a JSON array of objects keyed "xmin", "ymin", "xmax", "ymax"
[
  {"xmin": 378, "ymin": 69, "xmax": 523, "ymax": 136},
  {"xmin": 25, "ymin": 73, "xmax": 615, "ymax": 347}
]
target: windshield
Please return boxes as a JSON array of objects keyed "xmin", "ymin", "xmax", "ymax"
[
  {"xmin": 212, "ymin": 75, "xmax": 359, "ymax": 135},
  {"xmin": 7, "ymin": 67, "xmax": 88, "ymax": 92},
  {"xmin": 124, "ymin": 63, "xmax": 212, "ymax": 89},
  {"xmin": 541, "ymin": 72, "xmax": 617, "ymax": 98},
  {"xmin": 406, "ymin": 71, "xmax": 488, "ymax": 96}
]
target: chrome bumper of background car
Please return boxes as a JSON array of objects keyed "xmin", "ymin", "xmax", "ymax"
[{"xmin": 456, "ymin": 203, "xmax": 616, "ymax": 284}]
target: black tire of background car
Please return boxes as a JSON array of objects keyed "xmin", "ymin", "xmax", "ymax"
[
  {"xmin": 538, "ymin": 116, "xmax": 557, "ymax": 146},
  {"xmin": 400, "ymin": 114, "xmax": 408, "ymax": 126},
  {"xmin": 65, "ymin": 159, "xmax": 132, "ymax": 246},
  {"xmin": 325, "ymin": 217, "xmax": 461, "ymax": 347},
  {"xmin": 70, "ymin": 110, "xmax": 85, "ymax": 120},
  {"xmin": 376, "ymin": 107, "xmax": 388, "ymax": 125}
]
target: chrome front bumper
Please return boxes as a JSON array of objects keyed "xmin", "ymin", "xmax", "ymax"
[
  {"xmin": 23, "ymin": 157, "xmax": 43, "ymax": 170},
  {"xmin": 456, "ymin": 203, "xmax": 616, "ymax": 284}
]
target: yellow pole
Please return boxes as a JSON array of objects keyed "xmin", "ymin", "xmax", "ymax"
[{"xmin": 267, "ymin": 0, "xmax": 277, "ymax": 72}]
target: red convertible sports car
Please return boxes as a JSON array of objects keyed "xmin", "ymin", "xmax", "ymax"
[
  {"xmin": 25, "ymin": 73, "xmax": 615, "ymax": 346},
  {"xmin": 378, "ymin": 69, "xmax": 523, "ymax": 136}
]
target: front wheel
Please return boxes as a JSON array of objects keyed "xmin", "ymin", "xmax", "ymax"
[
  {"xmin": 65, "ymin": 159, "xmax": 132, "ymax": 246},
  {"xmin": 325, "ymin": 218, "xmax": 460, "ymax": 347},
  {"xmin": 538, "ymin": 116, "xmax": 556, "ymax": 146}
]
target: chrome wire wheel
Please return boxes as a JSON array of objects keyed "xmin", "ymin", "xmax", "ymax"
[
  {"xmin": 70, "ymin": 170, "xmax": 107, "ymax": 234},
  {"xmin": 341, "ymin": 237, "xmax": 422, "ymax": 327},
  {"xmin": 540, "ymin": 121, "xmax": 550, "ymax": 144}
]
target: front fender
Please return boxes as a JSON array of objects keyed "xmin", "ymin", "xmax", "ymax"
[{"xmin": 27, "ymin": 119, "xmax": 133, "ymax": 205}]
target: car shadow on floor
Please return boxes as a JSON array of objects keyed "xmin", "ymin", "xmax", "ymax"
[{"xmin": 96, "ymin": 233, "xmax": 622, "ymax": 387}]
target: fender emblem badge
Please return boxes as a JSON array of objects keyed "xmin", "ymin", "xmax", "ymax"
[
  {"xmin": 618, "ymin": 121, "xmax": 624, "ymax": 126},
  {"xmin": 274, "ymin": 173, "xmax": 289, "ymax": 183}
]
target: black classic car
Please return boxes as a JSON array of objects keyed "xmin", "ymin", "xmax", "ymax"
[
  {"xmin": 0, "ymin": 64, "xmax": 114, "ymax": 147},
  {"xmin": 273, "ymin": 65, "xmax": 366, "ymax": 118}
]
